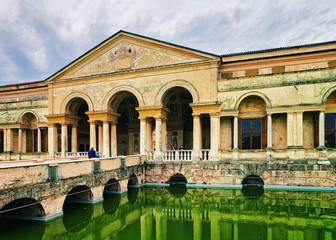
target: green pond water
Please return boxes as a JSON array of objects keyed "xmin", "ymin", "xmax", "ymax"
[{"xmin": 1, "ymin": 187, "xmax": 336, "ymax": 240}]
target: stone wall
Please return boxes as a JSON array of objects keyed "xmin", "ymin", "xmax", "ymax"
[{"xmin": 144, "ymin": 160, "xmax": 336, "ymax": 187}]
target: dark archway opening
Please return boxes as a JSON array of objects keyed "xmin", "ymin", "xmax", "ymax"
[
  {"xmin": 66, "ymin": 98, "xmax": 90, "ymax": 152},
  {"xmin": 163, "ymin": 87, "xmax": 193, "ymax": 150},
  {"xmin": 109, "ymin": 91, "xmax": 139, "ymax": 156},
  {"xmin": 128, "ymin": 174, "xmax": 139, "ymax": 188},
  {"xmin": 104, "ymin": 178, "xmax": 121, "ymax": 194},
  {"xmin": 63, "ymin": 185, "xmax": 93, "ymax": 232},
  {"xmin": 0, "ymin": 198, "xmax": 46, "ymax": 239},
  {"xmin": 0, "ymin": 198, "xmax": 45, "ymax": 218}
]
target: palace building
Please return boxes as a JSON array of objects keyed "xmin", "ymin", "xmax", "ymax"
[{"xmin": 1, "ymin": 30, "xmax": 336, "ymax": 162}]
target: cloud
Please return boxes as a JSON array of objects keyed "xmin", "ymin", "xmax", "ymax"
[{"xmin": 1, "ymin": 0, "xmax": 336, "ymax": 84}]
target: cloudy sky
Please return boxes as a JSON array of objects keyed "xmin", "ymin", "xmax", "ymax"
[{"xmin": 1, "ymin": 0, "xmax": 336, "ymax": 85}]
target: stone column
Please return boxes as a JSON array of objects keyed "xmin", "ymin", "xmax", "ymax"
[
  {"xmin": 233, "ymin": 116, "xmax": 238, "ymax": 149},
  {"xmin": 37, "ymin": 127, "xmax": 41, "ymax": 153},
  {"xmin": 155, "ymin": 117, "xmax": 162, "ymax": 160},
  {"xmin": 287, "ymin": 112, "xmax": 294, "ymax": 147},
  {"xmin": 48, "ymin": 124, "xmax": 58, "ymax": 158},
  {"xmin": 267, "ymin": 114, "xmax": 272, "ymax": 149},
  {"xmin": 296, "ymin": 112, "xmax": 303, "ymax": 147},
  {"xmin": 162, "ymin": 119, "xmax": 167, "ymax": 151},
  {"xmin": 3, "ymin": 129, "xmax": 6, "ymax": 152},
  {"xmin": 319, "ymin": 111, "xmax": 325, "ymax": 148},
  {"xmin": 111, "ymin": 122, "xmax": 117, "ymax": 157},
  {"xmin": 90, "ymin": 121, "xmax": 97, "ymax": 150},
  {"xmin": 193, "ymin": 114, "xmax": 202, "ymax": 160},
  {"xmin": 22, "ymin": 129, "xmax": 27, "ymax": 153},
  {"xmin": 98, "ymin": 123, "xmax": 103, "ymax": 153},
  {"xmin": 18, "ymin": 128, "xmax": 22, "ymax": 153},
  {"xmin": 210, "ymin": 114, "xmax": 220, "ymax": 161},
  {"xmin": 7, "ymin": 129, "xmax": 13, "ymax": 152},
  {"xmin": 71, "ymin": 125, "xmax": 78, "ymax": 152},
  {"xmin": 103, "ymin": 121, "xmax": 110, "ymax": 157},
  {"xmin": 140, "ymin": 118, "xmax": 147, "ymax": 155},
  {"xmin": 61, "ymin": 124, "xmax": 68, "ymax": 157},
  {"xmin": 146, "ymin": 119, "xmax": 152, "ymax": 151}
]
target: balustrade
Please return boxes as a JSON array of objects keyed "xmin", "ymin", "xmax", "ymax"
[
  {"xmin": 162, "ymin": 150, "xmax": 193, "ymax": 161},
  {"xmin": 54, "ymin": 151, "xmax": 101, "ymax": 158},
  {"xmin": 147, "ymin": 150, "xmax": 155, "ymax": 161},
  {"xmin": 200, "ymin": 149, "xmax": 210, "ymax": 161}
]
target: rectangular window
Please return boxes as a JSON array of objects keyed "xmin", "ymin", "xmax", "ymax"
[
  {"xmin": 242, "ymin": 119, "xmax": 262, "ymax": 149},
  {"xmin": 325, "ymin": 113, "xmax": 336, "ymax": 148}
]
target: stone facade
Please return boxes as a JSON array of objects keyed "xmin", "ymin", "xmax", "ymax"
[{"xmin": 1, "ymin": 31, "xmax": 336, "ymax": 163}]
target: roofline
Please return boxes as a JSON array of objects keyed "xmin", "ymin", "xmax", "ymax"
[
  {"xmin": 222, "ymin": 40, "xmax": 336, "ymax": 57},
  {"xmin": 0, "ymin": 80, "xmax": 45, "ymax": 88},
  {"xmin": 45, "ymin": 30, "xmax": 220, "ymax": 81}
]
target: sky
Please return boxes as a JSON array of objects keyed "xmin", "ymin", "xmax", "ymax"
[{"xmin": 1, "ymin": 0, "xmax": 336, "ymax": 85}]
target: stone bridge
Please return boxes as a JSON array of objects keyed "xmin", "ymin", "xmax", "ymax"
[
  {"xmin": 1, "ymin": 156, "xmax": 336, "ymax": 221},
  {"xmin": 0, "ymin": 155, "xmax": 144, "ymax": 220}
]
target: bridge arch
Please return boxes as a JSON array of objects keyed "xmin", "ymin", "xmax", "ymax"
[
  {"xmin": 169, "ymin": 173, "xmax": 187, "ymax": 184},
  {"xmin": 63, "ymin": 185, "xmax": 93, "ymax": 206},
  {"xmin": 0, "ymin": 198, "xmax": 45, "ymax": 218},
  {"xmin": 128, "ymin": 174, "xmax": 138, "ymax": 188},
  {"xmin": 242, "ymin": 175, "xmax": 264, "ymax": 186},
  {"xmin": 104, "ymin": 178, "xmax": 121, "ymax": 194}
]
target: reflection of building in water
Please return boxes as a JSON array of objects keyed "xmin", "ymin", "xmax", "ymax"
[
  {"xmin": 25, "ymin": 188, "xmax": 336, "ymax": 239},
  {"xmin": 2, "ymin": 31, "xmax": 336, "ymax": 161}
]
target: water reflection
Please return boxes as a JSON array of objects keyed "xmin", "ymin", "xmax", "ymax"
[
  {"xmin": 127, "ymin": 187, "xmax": 139, "ymax": 203},
  {"xmin": 62, "ymin": 202, "xmax": 93, "ymax": 232},
  {"xmin": 2, "ymin": 188, "xmax": 336, "ymax": 239},
  {"xmin": 103, "ymin": 193, "xmax": 121, "ymax": 214},
  {"xmin": 0, "ymin": 219, "xmax": 45, "ymax": 240}
]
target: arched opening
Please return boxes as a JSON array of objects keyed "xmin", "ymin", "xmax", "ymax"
[
  {"xmin": 65, "ymin": 97, "xmax": 90, "ymax": 152},
  {"xmin": 0, "ymin": 198, "xmax": 46, "ymax": 239},
  {"xmin": 242, "ymin": 175, "xmax": 264, "ymax": 187},
  {"xmin": 168, "ymin": 173, "xmax": 188, "ymax": 196},
  {"xmin": 127, "ymin": 174, "xmax": 139, "ymax": 188},
  {"xmin": 238, "ymin": 96, "xmax": 267, "ymax": 150},
  {"xmin": 109, "ymin": 91, "xmax": 139, "ymax": 156},
  {"xmin": 104, "ymin": 178, "xmax": 121, "ymax": 194},
  {"xmin": 162, "ymin": 87, "xmax": 193, "ymax": 150},
  {"xmin": 19, "ymin": 112, "xmax": 46, "ymax": 153},
  {"xmin": 325, "ymin": 91, "xmax": 336, "ymax": 148},
  {"xmin": 169, "ymin": 173, "xmax": 187, "ymax": 186},
  {"xmin": 63, "ymin": 185, "xmax": 93, "ymax": 232},
  {"xmin": 127, "ymin": 174, "xmax": 139, "ymax": 204},
  {"xmin": 0, "ymin": 198, "xmax": 45, "ymax": 218}
]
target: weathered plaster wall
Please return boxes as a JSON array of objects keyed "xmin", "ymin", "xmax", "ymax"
[{"xmin": 145, "ymin": 161, "xmax": 336, "ymax": 187}]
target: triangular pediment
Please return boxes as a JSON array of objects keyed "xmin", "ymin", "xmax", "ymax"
[{"xmin": 46, "ymin": 31, "xmax": 219, "ymax": 81}]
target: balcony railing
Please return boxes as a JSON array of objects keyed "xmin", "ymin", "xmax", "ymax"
[
  {"xmin": 163, "ymin": 150, "xmax": 193, "ymax": 161},
  {"xmin": 54, "ymin": 152, "xmax": 101, "ymax": 158},
  {"xmin": 201, "ymin": 149, "xmax": 210, "ymax": 161}
]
